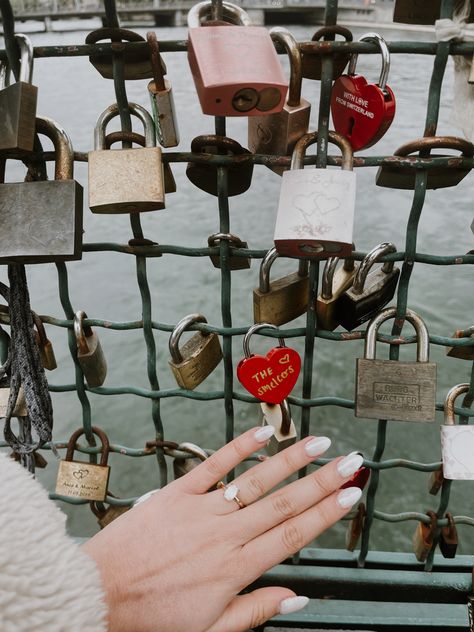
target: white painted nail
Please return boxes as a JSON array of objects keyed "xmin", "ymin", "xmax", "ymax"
[
  {"xmin": 337, "ymin": 452, "xmax": 364, "ymax": 478},
  {"xmin": 254, "ymin": 425, "xmax": 275, "ymax": 442},
  {"xmin": 279, "ymin": 596, "xmax": 310, "ymax": 615},
  {"xmin": 304, "ymin": 436, "xmax": 331, "ymax": 457},
  {"xmin": 337, "ymin": 486, "xmax": 363, "ymax": 509},
  {"xmin": 223, "ymin": 484, "xmax": 239, "ymax": 501}
]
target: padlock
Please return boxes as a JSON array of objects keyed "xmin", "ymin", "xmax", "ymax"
[
  {"xmin": 187, "ymin": 135, "xmax": 254, "ymax": 197},
  {"xmin": 173, "ymin": 441, "xmax": 208, "ymax": 479},
  {"xmin": 147, "ymin": 31, "xmax": 179, "ymax": 148},
  {"xmin": 248, "ymin": 27, "xmax": 311, "ymax": 175},
  {"xmin": 85, "ymin": 27, "xmax": 160, "ymax": 80},
  {"xmin": 341, "ymin": 460, "xmax": 370, "ymax": 491},
  {"xmin": 429, "ymin": 467, "xmax": 444, "ymax": 495},
  {"xmin": 441, "ymin": 383, "xmax": 474, "ymax": 480},
  {"xmin": 90, "ymin": 493, "xmax": 129, "ymax": 529},
  {"xmin": 32, "ymin": 312, "xmax": 57, "ymax": 371},
  {"xmin": 316, "ymin": 254, "xmax": 358, "ymax": 331},
  {"xmin": 169, "ymin": 313, "xmax": 223, "ymax": 390},
  {"xmin": 74, "ymin": 311, "xmax": 107, "ymax": 388},
  {"xmin": 208, "ymin": 233, "xmax": 251, "ymax": 270},
  {"xmin": 0, "ymin": 116, "xmax": 83, "ymax": 263},
  {"xmin": 0, "ymin": 33, "xmax": 37, "ymax": 152},
  {"xmin": 300, "ymin": 26, "xmax": 353, "ymax": 80},
  {"xmin": 253, "ymin": 247, "xmax": 309, "ymax": 326},
  {"xmin": 274, "ymin": 131, "xmax": 356, "ymax": 260},
  {"xmin": 412, "ymin": 510, "xmax": 438, "ymax": 562},
  {"xmin": 334, "ymin": 242, "xmax": 399, "ymax": 331},
  {"xmin": 376, "ymin": 136, "xmax": 474, "ymax": 190},
  {"xmin": 260, "ymin": 399, "xmax": 297, "ymax": 455},
  {"xmin": 55, "ymin": 426, "xmax": 110, "ymax": 502},
  {"xmin": 439, "ymin": 513, "xmax": 458, "ymax": 559},
  {"xmin": 345, "ymin": 502, "xmax": 365, "ymax": 551},
  {"xmin": 88, "ymin": 102, "xmax": 164, "ymax": 214},
  {"xmin": 331, "ymin": 32, "xmax": 396, "ymax": 152},
  {"xmin": 0, "ymin": 376, "xmax": 27, "ymax": 417},
  {"xmin": 447, "ymin": 326, "xmax": 474, "ymax": 360},
  {"xmin": 356, "ymin": 307, "xmax": 437, "ymax": 423},
  {"xmin": 10, "ymin": 449, "xmax": 47, "ymax": 469},
  {"xmin": 391, "ymin": 0, "xmax": 474, "ymax": 25},
  {"xmin": 187, "ymin": 0, "xmax": 287, "ymax": 117}
]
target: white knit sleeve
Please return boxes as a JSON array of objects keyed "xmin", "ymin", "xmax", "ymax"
[{"xmin": 0, "ymin": 451, "xmax": 108, "ymax": 632}]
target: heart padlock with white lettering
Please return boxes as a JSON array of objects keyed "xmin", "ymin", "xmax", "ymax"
[
  {"xmin": 237, "ymin": 323, "xmax": 301, "ymax": 405},
  {"xmin": 330, "ymin": 32, "xmax": 396, "ymax": 152},
  {"xmin": 440, "ymin": 383, "xmax": 474, "ymax": 480}
]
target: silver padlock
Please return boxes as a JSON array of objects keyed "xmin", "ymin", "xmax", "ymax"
[
  {"xmin": 173, "ymin": 441, "xmax": 208, "ymax": 479},
  {"xmin": 260, "ymin": 399, "xmax": 297, "ymax": 455},
  {"xmin": 74, "ymin": 311, "xmax": 107, "ymax": 388},
  {"xmin": 274, "ymin": 131, "xmax": 356, "ymax": 259},
  {"xmin": 441, "ymin": 383, "xmax": 474, "ymax": 480}
]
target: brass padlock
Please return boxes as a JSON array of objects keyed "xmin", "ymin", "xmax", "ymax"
[
  {"xmin": 300, "ymin": 26, "xmax": 353, "ymax": 80},
  {"xmin": 260, "ymin": 399, "xmax": 297, "ymax": 455},
  {"xmin": 446, "ymin": 326, "xmax": 474, "ymax": 360},
  {"xmin": 316, "ymin": 254, "xmax": 358, "ymax": 331},
  {"xmin": 429, "ymin": 467, "xmax": 444, "ymax": 495},
  {"xmin": 439, "ymin": 512, "xmax": 458, "ymax": 559},
  {"xmin": 88, "ymin": 102, "xmax": 164, "ymax": 214},
  {"xmin": 376, "ymin": 136, "xmax": 474, "ymax": 190},
  {"xmin": 169, "ymin": 313, "xmax": 223, "ymax": 390},
  {"xmin": 0, "ymin": 33, "xmax": 37, "ymax": 152},
  {"xmin": 413, "ymin": 510, "xmax": 438, "ymax": 562},
  {"xmin": 90, "ymin": 493, "xmax": 129, "ymax": 529},
  {"xmin": 186, "ymin": 135, "xmax": 254, "ymax": 197},
  {"xmin": 32, "ymin": 311, "xmax": 57, "ymax": 371},
  {"xmin": 248, "ymin": 27, "xmax": 311, "ymax": 176},
  {"xmin": 74, "ymin": 311, "xmax": 107, "ymax": 388},
  {"xmin": 253, "ymin": 247, "xmax": 309, "ymax": 326},
  {"xmin": 345, "ymin": 502, "xmax": 365, "ymax": 552},
  {"xmin": 56, "ymin": 426, "xmax": 111, "ymax": 502},
  {"xmin": 173, "ymin": 441, "xmax": 208, "ymax": 480},
  {"xmin": 0, "ymin": 376, "xmax": 27, "ymax": 417},
  {"xmin": 355, "ymin": 307, "xmax": 437, "ymax": 423},
  {"xmin": 208, "ymin": 233, "xmax": 251, "ymax": 270}
]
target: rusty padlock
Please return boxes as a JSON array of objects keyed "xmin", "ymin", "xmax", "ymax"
[
  {"xmin": 393, "ymin": 0, "xmax": 474, "ymax": 25},
  {"xmin": 32, "ymin": 311, "xmax": 57, "ymax": 371},
  {"xmin": 90, "ymin": 493, "xmax": 129, "ymax": 529},
  {"xmin": 412, "ymin": 510, "xmax": 438, "ymax": 562},
  {"xmin": 316, "ymin": 254, "xmax": 358, "ymax": 331},
  {"xmin": 74, "ymin": 311, "xmax": 107, "ymax": 388},
  {"xmin": 446, "ymin": 326, "xmax": 474, "ymax": 360},
  {"xmin": 208, "ymin": 233, "xmax": 251, "ymax": 270},
  {"xmin": 345, "ymin": 502, "xmax": 365, "ymax": 552},
  {"xmin": 428, "ymin": 467, "xmax": 444, "ymax": 495},
  {"xmin": 300, "ymin": 25, "xmax": 353, "ymax": 80},
  {"xmin": 439, "ymin": 512, "xmax": 458, "ymax": 559}
]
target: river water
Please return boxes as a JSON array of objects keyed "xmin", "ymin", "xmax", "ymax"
[{"xmin": 1, "ymin": 19, "xmax": 473, "ymax": 552}]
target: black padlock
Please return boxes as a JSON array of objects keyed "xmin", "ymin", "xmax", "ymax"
[{"xmin": 439, "ymin": 513, "xmax": 458, "ymax": 559}]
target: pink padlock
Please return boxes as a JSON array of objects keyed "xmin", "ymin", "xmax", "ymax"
[{"xmin": 187, "ymin": 0, "xmax": 288, "ymax": 117}]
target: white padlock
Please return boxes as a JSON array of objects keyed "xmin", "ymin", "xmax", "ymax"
[{"xmin": 441, "ymin": 383, "xmax": 474, "ymax": 480}]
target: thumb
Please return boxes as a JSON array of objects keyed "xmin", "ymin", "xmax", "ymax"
[{"xmin": 207, "ymin": 587, "xmax": 309, "ymax": 632}]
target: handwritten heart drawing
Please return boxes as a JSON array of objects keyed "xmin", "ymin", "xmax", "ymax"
[
  {"xmin": 330, "ymin": 74, "xmax": 396, "ymax": 152},
  {"xmin": 441, "ymin": 426, "xmax": 474, "ymax": 480},
  {"xmin": 73, "ymin": 469, "xmax": 89, "ymax": 480},
  {"xmin": 313, "ymin": 193, "xmax": 341, "ymax": 216},
  {"xmin": 237, "ymin": 346, "xmax": 301, "ymax": 404},
  {"xmin": 293, "ymin": 192, "xmax": 340, "ymax": 220}
]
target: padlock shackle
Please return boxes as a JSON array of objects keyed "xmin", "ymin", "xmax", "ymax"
[
  {"xmin": 169, "ymin": 313, "xmax": 208, "ymax": 364},
  {"xmin": 279, "ymin": 398, "xmax": 292, "ymax": 436},
  {"xmin": 243, "ymin": 323, "xmax": 285, "ymax": 359},
  {"xmin": 65, "ymin": 426, "xmax": 110, "ymax": 467},
  {"xmin": 321, "ymin": 255, "xmax": 355, "ymax": 299},
  {"xmin": 176, "ymin": 441, "xmax": 208, "ymax": 461},
  {"xmin": 443, "ymin": 382, "xmax": 471, "ymax": 426},
  {"xmin": 208, "ymin": 232, "xmax": 246, "ymax": 248},
  {"xmin": 259, "ymin": 247, "xmax": 309, "ymax": 294},
  {"xmin": 31, "ymin": 311, "xmax": 47, "ymax": 345},
  {"xmin": 364, "ymin": 307, "xmax": 430, "ymax": 363},
  {"xmin": 191, "ymin": 134, "xmax": 246, "ymax": 156},
  {"xmin": 290, "ymin": 130, "xmax": 354, "ymax": 171},
  {"xmin": 351, "ymin": 242, "xmax": 396, "ymax": 295},
  {"xmin": 147, "ymin": 31, "xmax": 166, "ymax": 92},
  {"xmin": 311, "ymin": 25, "xmax": 354, "ymax": 43},
  {"xmin": 393, "ymin": 136, "xmax": 474, "ymax": 158},
  {"xmin": 74, "ymin": 310, "xmax": 94, "ymax": 355},
  {"xmin": 187, "ymin": 0, "xmax": 252, "ymax": 27},
  {"xmin": 16, "ymin": 34, "xmax": 34, "ymax": 84},
  {"xmin": 424, "ymin": 510, "xmax": 439, "ymax": 544},
  {"xmin": 269, "ymin": 27, "xmax": 302, "ymax": 107},
  {"xmin": 94, "ymin": 102, "xmax": 155, "ymax": 150},
  {"xmin": 35, "ymin": 116, "xmax": 74, "ymax": 181},
  {"xmin": 348, "ymin": 32, "xmax": 391, "ymax": 94}
]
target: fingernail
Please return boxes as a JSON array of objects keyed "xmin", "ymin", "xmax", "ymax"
[
  {"xmin": 337, "ymin": 452, "xmax": 364, "ymax": 478},
  {"xmin": 304, "ymin": 436, "xmax": 331, "ymax": 457},
  {"xmin": 254, "ymin": 425, "xmax": 275, "ymax": 442},
  {"xmin": 337, "ymin": 486, "xmax": 363, "ymax": 509},
  {"xmin": 279, "ymin": 596, "xmax": 310, "ymax": 615}
]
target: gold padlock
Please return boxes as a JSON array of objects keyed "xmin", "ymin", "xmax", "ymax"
[
  {"xmin": 90, "ymin": 492, "xmax": 129, "ymax": 529},
  {"xmin": 74, "ymin": 310, "xmax": 107, "ymax": 388},
  {"xmin": 208, "ymin": 233, "xmax": 251, "ymax": 270},
  {"xmin": 412, "ymin": 510, "xmax": 438, "ymax": 562},
  {"xmin": 260, "ymin": 399, "xmax": 297, "ymax": 455},
  {"xmin": 56, "ymin": 426, "xmax": 111, "ymax": 502},
  {"xmin": 316, "ymin": 254, "xmax": 358, "ymax": 331},
  {"xmin": 32, "ymin": 311, "xmax": 57, "ymax": 371},
  {"xmin": 345, "ymin": 502, "xmax": 365, "ymax": 552}
]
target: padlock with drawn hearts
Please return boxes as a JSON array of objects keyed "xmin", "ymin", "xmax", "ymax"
[
  {"xmin": 237, "ymin": 323, "xmax": 301, "ymax": 405},
  {"xmin": 330, "ymin": 32, "xmax": 396, "ymax": 152}
]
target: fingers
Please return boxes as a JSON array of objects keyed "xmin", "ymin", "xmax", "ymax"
[{"xmin": 207, "ymin": 588, "xmax": 308, "ymax": 632}]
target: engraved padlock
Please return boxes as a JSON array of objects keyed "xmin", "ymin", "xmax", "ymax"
[
  {"xmin": 253, "ymin": 247, "xmax": 309, "ymax": 326},
  {"xmin": 90, "ymin": 492, "xmax": 129, "ymax": 529},
  {"xmin": 446, "ymin": 326, "xmax": 474, "ymax": 361},
  {"xmin": 376, "ymin": 137, "xmax": 474, "ymax": 190},
  {"xmin": 412, "ymin": 510, "xmax": 438, "ymax": 562},
  {"xmin": 260, "ymin": 399, "xmax": 297, "ymax": 455},
  {"xmin": 274, "ymin": 131, "xmax": 356, "ymax": 259},
  {"xmin": 32, "ymin": 311, "xmax": 57, "ymax": 371},
  {"xmin": 316, "ymin": 254, "xmax": 358, "ymax": 331},
  {"xmin": 173, "ymin": 442, "xmax": 208, "ymax": 479},
  {"xmin": 88, "ymin": 102, "xmax": 164, "ymax": 213},
  {"xmin": 248, "ymin": 27, "xmax": 310, "ymax": 175},
  {"xmin": 345, "ymin": 502, "xmax": 365, "ymax": 552},
  {"xmin": 356, "ymin": 307, "xmax": 437, "ymax": 423},
  {"xmin": 0, "ymin": 33, "xmax": 37, "ymax": 152},
  {"xmin": 0, "ymin": 116, "xmax": 83, "ymax": 263},
  {"xmin": 55, "ymin": 426, "xmax": 110, "ymax": 502},
  {"xmin": 187, "ymin": 1, "xmax": 287, "ymax": 116},
  {"xmin": 74, "ymin": 311, "xmax": 107, "ymax": 388},
  {"xmin": 169, "ymin": 313, "xmax": 223, "ymax": 390},
  {"xmin": 208, "ymin": 233, "xmax": 251, "ymax": 270},
  {"xmin": 187, "ymin": 135, "xmax": 254, "ymax": 197},
  {"xmin": 441, "ymin": 383, "xmax": 474, "ymax": 480},
  {"xmin": 300, "ymin": 26, "xmax": 353, "ymax": 80},
  {"xmin": 334, "ymin": 242, "xmax": 399, "ymax": 331},
  {"xmin": 147, "ymin": 31, "xmax": 179, "ymax": 148},
  {"xmin": 439, "ymin": 512, "xmax": 458, "ymax": 559}
]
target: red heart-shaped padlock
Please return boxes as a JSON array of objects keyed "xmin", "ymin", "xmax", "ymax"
[
  {"xmin": 237, "ymin": 346, "xmax": 301, "ymax": 405},
  {"xmin": 330, "ymin": 74, "xmax": 396, "ymax": 152}
]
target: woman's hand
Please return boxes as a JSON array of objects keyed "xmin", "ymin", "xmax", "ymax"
[{"xmin": 82, "ymin": 427, "xmax": 363, "ymax": 632}]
